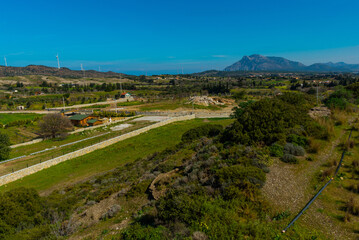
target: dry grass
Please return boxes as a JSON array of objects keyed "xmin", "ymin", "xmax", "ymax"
[
  {"xmin": 307, "ymin": 138, "xmax": 321, "ymax": 153},
  {"xmin": 332, "ymin": 109, "xmax": 350, "ymax": 126},
  {"xmin": 346, "ymin": 197, "xmax": 359, "ymax": 216}
]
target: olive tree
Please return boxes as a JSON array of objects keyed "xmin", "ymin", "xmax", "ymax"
[{"xmin": 39, "ymin": 114, "xmax": 73, "ymax": 139}]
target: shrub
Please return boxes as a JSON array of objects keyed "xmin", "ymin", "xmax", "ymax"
[
  {"xmin": 121, "ymin": 223, "xmax": 166, "ymax": 240},
  {"xmin": 284, "ymin": 143, "xmax": 305, "ymax": 156},
  {"xmin": 215, "ymin": 165, "xmax": 266, "ymax": 188},
  {"xmin": 307, "ymin": 139, "xmax": 320, "ymax": 153},
  {"xmin": 349, "ymin": 183, "xmax": 359, "ymax": 194},
  {"xmin": 281, "ymin": 154, "xmax": 298, "ymax": 164},
  {"xmin": 306, "ymin": 156, "xmax": 314, "ymax": 161},
  {"xmin": 126, "ymin": 180, "xmax": 152, "ymax": 198},
  {"xmin": 182, "ymin": 124, "xmax": 223, "ymax": 142},
  {"xmin": 269, "ymin": 143, "xmax": 284, "ymax": 157},
  {"xmin": 0, "ymin": 133, "xmax": 11, "ymax": 161},
  {"xmin": 286, "ymin": 134, "xmax": 308, "ymax": 147},
  {"xmin": 346, "ymin": 197, "xmax": 359, "ymax": 216},
  {"xmin": 222, "ymin": 93, "xmax": 320, "ymax": 146}
]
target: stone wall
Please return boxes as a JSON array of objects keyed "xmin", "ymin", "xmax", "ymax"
[{"xmin": 0, "ymin": 114, "xmax": 195, "ymax": 186}]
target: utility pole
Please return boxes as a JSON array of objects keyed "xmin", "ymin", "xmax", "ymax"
[
  {"xmin": 62, "ymin": 97, "xmax": 66, "ymax": 110},
  {"xmin": 316, "ymin": 82, "xmax": 319, "ymax": 105}
]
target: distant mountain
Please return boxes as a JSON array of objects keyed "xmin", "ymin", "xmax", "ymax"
[
  {"xmin": 224, "ymin": 54, "xmax": 306, "ymax": 71},
  {"xmin": 0, "ymin": 65, "xmax": 127, "ymax": 78},
  {"xmin": 224, "ymin": 54, "xmax": 359, "ymax": 72}
]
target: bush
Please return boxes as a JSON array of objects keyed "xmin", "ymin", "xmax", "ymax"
[
  {"xmin": 281, "ymin": 154, "xmax": 298, "ymax": 164},
  {"xmin": 349, "ymin": 183, "xmax": 359, "ymax": 194},
  {"xmin": 286, "ymin": 134, "xmax": 308, "ymax": 147},
  {"xmin": 222, "ymin": 93, "xmax": 319, "ymax": 145},
  {"xmin": 121, "ymin": 223, "xmax": 165, "ymax": 240},
  {"xmin": 0, "ymin": 133, "xmax": 11, "ymax": 161},
  {"xmin": 346, "ymin": 197, "xmax": 359, "ymax": 216},
  {"xmin": 306, "ymin": 156, "xmax": 314, "ymax": 161},
  {"xmin": 307, "ymin": 139, "xmax": 320, "ymax": 153},
  {"xmin": 182, "ymin": 124, "xmax": 223, "ymax": 142},
  {"xmin": 284, "ymin": 143, "xmax": 305, "ymax": 156},
  {"xmin": 126, "ymin": 180, "xmax": 152, "ymax": 198},
  {"xmin": 269, "ymin": 143, "xmax": 284, "ymax": 157},
  {"xmin": 215, "ymin": 165, "xmax": 266, "ymax": 188}
]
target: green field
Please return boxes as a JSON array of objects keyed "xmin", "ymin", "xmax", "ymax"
[
  {"xmin": 0, "ymin": 118, "xmax": 233, "ymax": 194},
  {"xmin": 4, "ymin": 121, "xmax": 153, "ymax": 176},
  {"xmin": 117, "ymin": 101, "xmax": 143, "ymax": 107},
  {"xmin": 0, "ymin": 113, "xmax": 42, "ymax": 124},
  {"xmin": 138, "ymin": 100, "xmax": 225, "ymax": 111}
]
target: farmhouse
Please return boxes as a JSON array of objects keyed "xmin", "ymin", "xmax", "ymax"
[
  {"xmin": 68, "ymin": 114, "xmax": 96, "ymax": 126},
  {"xmin": 87, "ymin": 118, "xmax": 102, "ymax": 126},
  {"xmin": 120, "ymin": 92, "xmax": 131, "ymax": 98}
]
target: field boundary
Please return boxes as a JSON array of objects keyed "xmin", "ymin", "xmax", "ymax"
[{"xmin": 0, "ymin": 114, "xmax": 195, "ymax": 186}]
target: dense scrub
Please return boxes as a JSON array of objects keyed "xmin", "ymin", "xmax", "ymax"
[
  {"xmin": 324, "ymin": 83, "xmax": 359, "ymax": 110},
  {"xmin": 225, "ymin": 93, "xmax": 327, "ymax": 145}
]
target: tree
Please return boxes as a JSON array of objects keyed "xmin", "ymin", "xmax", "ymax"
[
  {"xmin": 38, "ymin": 114, "xmax": 73, "ymax": 139},
  {"xmin": 0, "ymin": 133, "xmax": 11, "ymax": 161}
]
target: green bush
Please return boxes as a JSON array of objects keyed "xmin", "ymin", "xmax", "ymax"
[
  {"xmin": 286, "ymin": 134, "xmax": 308, "ymax": 147},
  {"xmin": 126, "ymin": 180, "xmax": 152, "ymax": 198},
  {"xmin": 216, "ymin": 165, "xmax": 266, "ymax": 188},
  {"xmin": 269, "ymin": 143, "xmax": 284, "ymax": 157},
  {"xmin": 281, "ymin": 154, "xmax": 299, "ymax": 164},
  {"xmin": 0, "ymin": 133, "xmax": 11, "ymax": 161},
  {"xmin": 181, "ymin": 124, "xmax": 223, "ymax": 142},
  {"xmin": 222, "ymin": 93, "xmax": 317, "ymax": 145},
  {"xmin": 284, "ymin": 143, "xmax": 305, "ymax": 156},
  {"xmin": 121, "ymin": 223, "xmax": 165, "ymax": 240}
]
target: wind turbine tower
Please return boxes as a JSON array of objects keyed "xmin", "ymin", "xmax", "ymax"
[
  {"xmin": 56, "ymin": 54, "xmax": 60, "ymax": 69},
  {"xmin": 4, "ymin": 57, "xmax": 7, "ymax": 67},
  {"xmin": 81, "ymin": 64, "xmax": 85, "ymax": 78}
]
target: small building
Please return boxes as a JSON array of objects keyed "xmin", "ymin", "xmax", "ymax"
[
  {"xmin": 120, "ymin": 92, "xmax": 131, "ymax": 98},
  {"xmin": 16, "ymin": 106, "xmax": 25, "ymax": 110},
  {"xmin": 87, "ymin": 118, "xmax": 102, "ymax": 126},
  {"xmin": 69, "ymin": 114, "xmax": 93, "ymax": 126}
]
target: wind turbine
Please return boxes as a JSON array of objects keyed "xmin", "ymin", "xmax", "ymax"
[
  {"xmin": 81, "ymin": 64, "xmax": 85, "ymax": 77},
  {"xmin": 4, "ymin": 57, "xmax": 7, "ymax": 67},
  {"xmin": 56, "ymin": 54, "xmax": 60, "ymax": 69}
]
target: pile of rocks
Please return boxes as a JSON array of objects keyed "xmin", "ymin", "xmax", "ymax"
[
  {"xmin": 188, "ymin": 96, "xmax": 230, "ymax": 106},
  {"xmin": 308, "ymin": 106, "xmax": 331, "ymax": 119}
]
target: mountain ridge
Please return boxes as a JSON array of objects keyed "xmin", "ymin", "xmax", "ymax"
[
  {"xmin": 224, "ymin": 54, "xmax": 359, "ymax": 72},
  {"xmin": 0, "ymin": 65, "xmax": 127, "ymax": 78}
]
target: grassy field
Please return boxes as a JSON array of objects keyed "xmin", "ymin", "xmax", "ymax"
[
  {"xmin": 2, "ymin": 121, "xmax": 153, "ymax": 176},
  {"xmin": 0, "ymin": 113, "xmax": 43, "ymax": 144},
  {"xmin": 137, "ymin": 100, "xmax": 226, "ymax": 111},
  {"xmin": 0, "ymin": 118, "xmax": 234, "ymax": 194},
  {"xmin": 0, "ymin": 113, "xmax": 42, "ymax": 124},
  {"xmin": 117, "ymin": 101, "xmax": 143, "ymax": 107}
]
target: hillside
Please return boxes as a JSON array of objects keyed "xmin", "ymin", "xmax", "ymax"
[
  {"xmin": 224, "ymin": 54, "xmax": 359, "ymax": 72},
  {"xmin": 0, "ymin": 65, "xmax": 127, "ymax": 78}
]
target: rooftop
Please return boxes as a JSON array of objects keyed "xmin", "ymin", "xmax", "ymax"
[{"xmin": 68, "ymin": 114, "xmax": 90, "ymax": 121}]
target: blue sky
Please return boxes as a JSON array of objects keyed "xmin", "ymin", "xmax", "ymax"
[{"xmin": 1, "ymin": 0, "xmax": 359, "ymax": 75}]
